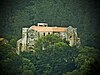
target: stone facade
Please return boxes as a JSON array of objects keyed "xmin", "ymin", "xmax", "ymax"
[{"xmin": 16, "ymin": 23, "xmax": 80, "ymax": 54}]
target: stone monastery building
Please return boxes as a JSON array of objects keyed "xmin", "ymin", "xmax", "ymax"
[{"xmin": 17, "ymin": 23, "xmax": 80, "ymax": 54}]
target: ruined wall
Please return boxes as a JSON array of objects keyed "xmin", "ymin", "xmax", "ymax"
[
  {"xmin": 17, "ymin": 24, "xmax": 80, "ymax": 54},
  {"xmin": 67, "ymin": 26, "xmax": 80, "ymax": 46}
]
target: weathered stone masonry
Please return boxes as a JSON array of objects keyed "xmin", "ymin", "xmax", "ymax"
[{"xmin": 17, "ymin": 23, "xmax": 80, "ymax": 54}]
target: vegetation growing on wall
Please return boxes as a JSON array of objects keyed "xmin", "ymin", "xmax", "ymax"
[
  {"xmin": 0, "ymin": 0, "xmax": 100, "ymax": 49},
  {"xmin": 0, "ymin": 35, "xmax": 100, "ymax": 75},
  {"xmin": 0, "ymin": 0, "xmax": 100, "ymax": 75}
]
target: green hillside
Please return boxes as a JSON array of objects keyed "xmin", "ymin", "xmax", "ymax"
[
  {"xmin": 0, "ymin": 0, "xmax": 100, "ymax": 75},
  {"xmin": 0, "ymin": 0, "xmax": 100, "ymax": 49},
  {"xmin": 0, "ymin": 35, "xmax": 100, "ymax": 75}
]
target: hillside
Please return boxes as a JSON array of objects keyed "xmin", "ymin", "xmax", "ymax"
[
  {"xmin": 0, "ymin": 0, "xmax": 100, "ymax": 75},
  {"xmin": 0, "ymin": 0, "xmax": 100, "ymax": 49}
]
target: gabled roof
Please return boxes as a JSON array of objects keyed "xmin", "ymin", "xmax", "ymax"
[{"xmin": 30, "ymin": 26, "xmax": 67, "ymax": 32}]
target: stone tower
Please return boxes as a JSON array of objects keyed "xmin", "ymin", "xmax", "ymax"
[
  {"xmin": 67, "ymin": 26, "xmax": 79, "ymax": 46},
  {"xmin": 21, "ymin": 28, "xmax": 28, "ymax": 51}
]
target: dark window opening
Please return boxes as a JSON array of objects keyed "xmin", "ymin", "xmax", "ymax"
[
  {"xmin": 29, "ymin": 47, "xmax": 33, "ymax": 49},
  {"xmin": 70, "ymin": 36, "xmax": 72, "ymax": 38},
  {"xmin": 43, "ymin": 33, "xmax": 45, "ymax": 36},
  {"xmin": 31, "ymin": 37, "xmax": 34, "ymax": 39},
  {"xmin": 20, "ymin": 43, "xmax": 22, "ymax": 46},
  {"xmin": 19, "ymin": 43, "xmax": 22, "ymax": 50},
  {"xmin": 48, "ymin": 32, "xmax": 50, "ymax": 35},
  {"xmin": 44, "ymin": 25, "xmax": 47, "ymax": 27},
  {"xmin": 38, "ymin": 32, "xmax": 40, "ymax": 37},
  {"xmin": 30, "ymin": 34, "xmax": 33, "ymax": 36},
  {"xmin": 39, "ymin": 25, "xmax": 43, "ymax": 26}
]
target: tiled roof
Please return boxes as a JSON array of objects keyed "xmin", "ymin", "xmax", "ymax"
[{"xmin": 31, "ymin": 26, "xmax": 67, "ymax": 32}]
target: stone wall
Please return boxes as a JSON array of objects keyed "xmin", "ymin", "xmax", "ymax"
[{"xmin": 17, "ymin": 24, "xmax": 80, "ymax": 54}]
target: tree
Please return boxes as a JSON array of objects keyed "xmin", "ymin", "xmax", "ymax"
[
  {"xmin": 27, "ymin": 34, "xmax": 78, "ymax": 75},
  {"xmin": 34, "ymin": 34, "xmax": 65, "ymax": 51},
  {"xmin": 0, "ymin": 39, "xmax": 22, "ymax": 75},
  {"xmin": 1, "ymin": 0, "xmax": 100, "ymax": 49},
  {"xmin": 64, "ymin": 46, "xmax": 100, "ymax": 75}
]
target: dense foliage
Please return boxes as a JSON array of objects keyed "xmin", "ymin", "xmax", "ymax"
[
  {"xmin": 0, "ymin": 35, "xmax": 100, "ymax": 75},
  {"xmin": 0, "ymin": 0, "xmax": 100, "ymax": 49},
  {"xmin": 0, "ymin": 0, "xmax": 100, "ymax": 75}
]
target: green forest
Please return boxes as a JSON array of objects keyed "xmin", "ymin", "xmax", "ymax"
[{"xmin": 0, "ymin": 0, "xmax": 100, "ymax": 75}]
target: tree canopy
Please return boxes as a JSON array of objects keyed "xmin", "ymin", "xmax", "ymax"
[
  {"xmin": 0, "ymin": 0, "xmax": 100, "ymax": 49},
  {"xmin": 0, "ymin": 0, "xmax": 100, "ymax": 75},
  {"xmin": 0, "ymin": 35, "xmax": 100, "ymax": 75}
]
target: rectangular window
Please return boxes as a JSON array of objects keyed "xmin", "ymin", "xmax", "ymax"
[
  {"xmin": 38, "ymin": 32, "xmax": 40, "ymax": 37},
  {"xmin": 43, "ymin": 33, "xmax": 45, "ymax": 36},
  {"xmin": 39, "ymin": 25, "xmax": 42, "ymax": 26}
]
